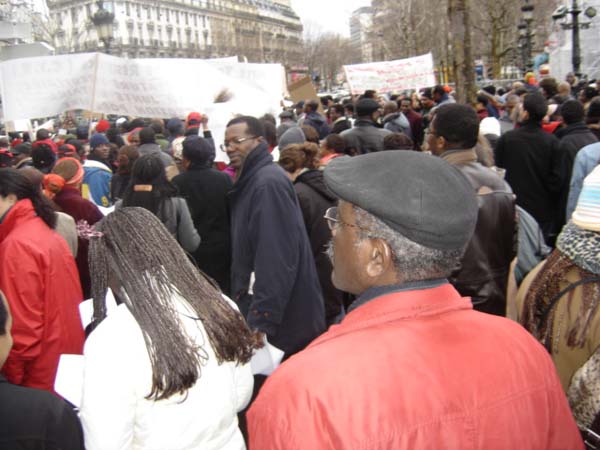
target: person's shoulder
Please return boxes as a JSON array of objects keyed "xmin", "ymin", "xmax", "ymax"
[{"xmin": 0, "ymin": 380, "xmax": 75, "ymax": 419}]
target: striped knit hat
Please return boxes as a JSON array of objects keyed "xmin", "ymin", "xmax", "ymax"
[{"xmin": 572, "ymin": 165, "xmax": 600, "ymax": 232}]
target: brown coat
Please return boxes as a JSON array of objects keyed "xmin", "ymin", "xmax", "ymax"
[{"xmin": 517, "ymin": 261, "xmax": 600, "ymax": 391}]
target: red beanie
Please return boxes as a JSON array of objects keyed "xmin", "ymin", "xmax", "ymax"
[{"xmin": 96, "ymin": 119, "xmax": 110, "ymax": 133}]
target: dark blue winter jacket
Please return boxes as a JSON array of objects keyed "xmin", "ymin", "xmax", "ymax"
[
  {"xmin": 304, "ymin": 112, "xmax": 331, "ymax": 140},
  {"xmin": 228, "ymin": 142, "xmax": 326, "ymax": 356}
]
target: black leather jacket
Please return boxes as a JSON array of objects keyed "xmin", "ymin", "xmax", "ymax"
[{"xmin": 442, "ymin": 150, "xmax": 517, "ymax": 316}]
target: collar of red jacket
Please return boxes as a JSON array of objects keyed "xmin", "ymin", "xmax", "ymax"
[
  {"xmin": 311, "ymin": 283, "xmax": 471, "ymax": 347},
  {"xmin": 0, "ymin": 198, "xmax": 36, "ymax": 242}
]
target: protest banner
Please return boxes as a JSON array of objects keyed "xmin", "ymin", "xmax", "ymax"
[
  {"xmin": 0, "ymin": 53, "xmax": 285, "ymax": 162},
  {"xmin": 343, "ymin": 53, "xmax": 436, "ymax": 95},
  {"xmin": 0, "ymin": 53, "xmax": 285, "ymax": 122}
]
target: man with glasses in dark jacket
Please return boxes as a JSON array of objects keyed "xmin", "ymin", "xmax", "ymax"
[{"xmin": 224, "ymin": 115, "xmax": 325, "ymax": 357}]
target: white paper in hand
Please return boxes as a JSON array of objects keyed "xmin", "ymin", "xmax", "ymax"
[
  {"xmin": 54, "ymin": 354, "xmax": 85, "ymax": 408},
  {"xmin": 250, "ymin": 335, "xmax": 284, "ymax": 376}
]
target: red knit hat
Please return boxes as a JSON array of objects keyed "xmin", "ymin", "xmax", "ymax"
[{"xmin": 96, "ymin": 119, "xmax": 110, "ymax": 133}]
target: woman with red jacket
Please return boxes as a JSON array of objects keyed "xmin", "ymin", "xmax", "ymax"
[
  {"xmin": 44, "ymin": 158, "xmax": 104, "ymax": 299},
  {"xmin": 0, "ymin": 169, "xmax": 84, "ymax": 392}
]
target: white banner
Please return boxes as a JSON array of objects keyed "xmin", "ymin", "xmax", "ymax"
[
  {"xmin": 0, "ymin": 53, "xmax": 284, "ymax": 122},
  {"xmin": 343, "ymin": 53, "xmax": 436, "ymax": 95}
]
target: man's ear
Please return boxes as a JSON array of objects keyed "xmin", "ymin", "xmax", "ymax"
[{"xmin": 365, "ymin": 238, "xmax": 394, "ymax": 279}]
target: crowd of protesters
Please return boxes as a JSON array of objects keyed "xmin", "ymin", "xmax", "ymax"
[{"xmin": 0, "ymin": 70, "xmax": 599, "ymax": 449}]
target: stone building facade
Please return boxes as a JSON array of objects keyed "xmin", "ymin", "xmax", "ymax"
[
  {"xmin": 349, "ymin": 6, "xmax": 373, "ymax": 63},
  {"xmin": 46, "ymin": 0, "xmax": 303, "ymax": 64}
]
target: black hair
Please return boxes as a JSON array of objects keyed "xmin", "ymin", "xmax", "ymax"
[
  {"xmin": 582, "ymin": 86, "xmax": 599, "ymax": 102},
  {"xmin": 139, "ymin": 127, "xmax": 156, "ymax": 145},
  {"xmin": 476, "ymin": 94, "xmax": 489, "ymax": 106},
  {"xmin": 75, "ymin": 126, "xmax": 89, "ymax": 140},
  {"xmin": 433, "ymin": 104, "xmax": 480, "ymax": 149},
  {"xmin": 261, "ymin": 120, "xmax": 277, "ymax": 148},
  {"xmin": 36, "ymin": 129, "xmax": 50, "ymax": 140},
  {"xmin": 182, "ymin": 136, "xmax": 212, "ymax": 168},
  {"xmin": 330, "ymin": 104, "xmax": 345, "ymax": 116},
  {"xmin": 433, "ymin": 85, "xmax": 446, "ymax": 96},
  {"xmin": 0, "ymin": 168, "xmax": 57, "ymax": 228},
  {"xmin": 420, "ymin": 88, "xmax": 433, "ymax": 100},
  {"xmin": 539, "ymin": 78, "xmax": 559, "ymax": 98},
  {"xmin": 561, "ymin": 99, "xmax": 585, "ymax": 125},
  {"xmin": 122, "ymin": 154, "xmax": 177, "ymax": 221},
  {"xmin": 344, "ymin": 103, "xmax": 355, "ymax": 114},
  {"xmin": 31, "ymin": 144, "xmax": 56, "ymax": 174},
  {"xmin": 383, "ymin": 133, "xmax": 414, "ymax": 150},
  {"xmin": 128, "ymin": 118, "xmax": 145, "ymax": 132},
  {"xmin": 226, "ymin": 116, "xmax": 266, "ymax": 139},
  {"xmin": 482, "ymin": 85, "xmax": 496, "ymax": 96},
  {"xmin": 363, "ymin": 90, "xmax": 376, "ymax": 99},
  {"xmin": 260, "ymin": 113, "xmax": 276, "ymax": 127},
  {"xmin": 523, "ymin": 93, "xmax": 549, "ymax": 123},
  {"xmin": 325, "ymin": 134, "xmax": 346, "ymax": 153},
  {"xmin": 150, "ymin": 120, "xmax": 165, "ymax": 135},
  {"xmin": 89, "ymin": 207, "xmax": 261, "ymax": 400},
  {"xmin": 0, "ymin": 291, "xmax": 7, "ymax": 336},
  {"xmin": 306, "ymin": 99, "xmax": 320, "ymax": 112},
  {"xmin": 65, "ymin": 139, "xmax": 85, "ymax": 159}
]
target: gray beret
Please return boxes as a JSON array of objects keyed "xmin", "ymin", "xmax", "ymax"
[{"xmin": 323, "ymin": 151, "xmax": 478, "ymax": 251}]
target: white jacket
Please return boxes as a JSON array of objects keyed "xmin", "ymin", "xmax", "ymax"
[{"xmin": 79, "ymin": 297, "xmax": 253, "ymax": 450}]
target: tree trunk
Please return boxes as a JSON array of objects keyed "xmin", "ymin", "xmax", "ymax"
[{"xmin": 448, "ymin": 0, "xmax": 476, "ymax": 103}]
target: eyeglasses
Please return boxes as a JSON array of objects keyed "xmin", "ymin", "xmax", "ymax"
[
  {"xmin": 220, "ymin": 136, "xmax": 257, "ymax": 151},
  {"xmin": 324, "ymin": 207, "xmax": 368, "ymax": 232}
]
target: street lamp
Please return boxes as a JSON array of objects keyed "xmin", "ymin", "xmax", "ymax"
[
  {"xmin": 552, "ymin": 0, "xmax": 597, "ymax": 78},
  {"xmin": 520, "ymin": 1, "xmax": 535, "ymax": 72},
  {"xmin": 92, "ymin": 1, "xmax": 115, "ymax": 54}
]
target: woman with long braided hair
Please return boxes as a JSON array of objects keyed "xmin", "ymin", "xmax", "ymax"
[{"xmin": 80, "ymin": 207, "xmax": 261, "ymax": 450}]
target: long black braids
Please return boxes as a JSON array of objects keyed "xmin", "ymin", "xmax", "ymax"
[{"xmin": 88, "ymin": 207, "xmax": 261, "ymax": 401}]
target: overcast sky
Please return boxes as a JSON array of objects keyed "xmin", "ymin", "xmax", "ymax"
[{"xmin": 290, "ymin": 0, "xmax": 371, "ymax": 37}]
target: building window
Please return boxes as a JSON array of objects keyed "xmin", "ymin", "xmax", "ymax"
[
  {"xmin": 146, "ymin": 6, "xmax": 151, "ymax": 20},
  {"xmin": 185, "ymin": 12, "xmax": 189, "ymax": 25},
  {"xmin": 165, "ymin": 9, "xmax": 170, "ymax": 21},
  {"xmin": 136, "ymin": 3, "xmax": 141, "ymax": 19},
  {"xmin": 193, "ymin": 14, "xmax": 197, "ymax": 26},
  {"xmin": 125, "ymin": 2, "xmax": 130, "ymax": 16}
]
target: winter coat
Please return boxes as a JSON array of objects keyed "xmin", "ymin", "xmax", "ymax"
[
  {"xmin": 228, "ymin": 143, "xmax": 325, "ymax": 356},
  {"xmin": 341, "ymin": 119, "xmax": 393, "ymax": 154},
  {"xmin": 116, "ymin": 197, "xmax": 200, "ymax": 253},
  {"xmin": 80, "ymin": 296, "xmax": 253, "ymax": 450},
  {"xmin": 294, "ymin": 170, "xmax": 343, "ymax": 324},
  {"xmin": 173, "ymin": 166, "xmax": 233, "ymax": 294},
  {"xmin": 567, "ymin": 142, "xmax": 600, "ymax": 220},
  {"xmin": 110, "ymin": 173, "xmax": 131, "ymax": 202},
  {"xmin": 303, "ymin": 111, "xmax": 331, "ymax": 139},
  {"xmin": 53, "ymin": 187, "xmax": 104, "ymax": 299},
  {"xmin": 249, "ymin": 283, "xmax": 583, "ymax": 450},
  {"xmin": 516, "ymin": 257, "xmax": 600, "ymax": 391},
  {"xmin": 82, "ymin": 159, "xmax": 112, "ymax": 207},
  {"xmin": 382, "ymin": 112, "xmax": 412, "ymax": 138},
  {"xmin": 556, "ymin": 122, "xmax": 598, "ymax": 229},
  {"xmin": 0, "ymin": 375, "xmax": 84, "ymax": 450},
  {"xmin": 441, "ymin": 149, "xmax": 517, "ymax": 316},
  {"xmin": 495, "ymin": 122, "xmax": 563, "ymax": 242},
  {"xmin": 0, "ymin": 199, "xmax": 84, "ymax": 392}
]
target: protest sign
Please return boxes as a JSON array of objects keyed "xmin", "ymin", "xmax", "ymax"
[
  {"xmin": 343, "ymin": 53, "xmax": 436, "ymax": 95},
  {"xmin": 288, "ymin": 76, "xmax": 323, "ymax": 113}
]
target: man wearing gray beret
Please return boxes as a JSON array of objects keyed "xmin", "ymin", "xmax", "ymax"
[{"xmin": 248, "ymin": 151, "xmax": 582, "ymax": 449}]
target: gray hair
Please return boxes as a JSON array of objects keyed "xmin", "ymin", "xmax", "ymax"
[{"xmin": 353, "ymin": 206, "xmax": 463, "ymax": 282}]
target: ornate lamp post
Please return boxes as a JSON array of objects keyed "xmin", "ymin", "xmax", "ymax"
[
  {"xmin": 92, "ymin": 1, "xmax": 115, "ymax": 54},
  {"xmin": 552, "ymin": 0, "xmax": 597, "ymax": 78},
  {"xmin": 520, "ymin": 0, "xmax": 535, "ymax": 72}
]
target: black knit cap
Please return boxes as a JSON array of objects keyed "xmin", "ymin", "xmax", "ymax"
[{"xmin": 324, "ymin": 151, "xmax": 478, "ymax": 251}]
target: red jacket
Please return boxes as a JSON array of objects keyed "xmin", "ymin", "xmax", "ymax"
[
  {"xmin": 0, "ymin": 199, "xmax": 84, "ymax": 392},
  {"xmin": 249, "ymin": 283, "xmax": 583, "ymax": 450}
]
